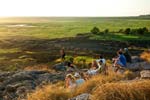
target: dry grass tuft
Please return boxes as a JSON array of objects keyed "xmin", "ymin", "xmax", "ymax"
[
  {"xmin": 140, "ymin": 51, "xmax": 150, "ymax": 62},
  {"xmin": 123, "ymin": 70, "xmax": 139, "ymax": 80},
  {"xmin": 24, "ymin": 64, "xmax": 55, "ymax": 72},
  {"xmin": 92, "ymin": 80, "xmax": 150, "ymax": 100},
  {"xmin": 27, "ymin": 70, "xmax": 150, "ymax": 100},
  {"xmin": 27, "ymin": 84, "xmax": 71, "ymax": 100},
  {"xmin": 73, "ymin": 71, "xmax": 124, "ymax": 96}
]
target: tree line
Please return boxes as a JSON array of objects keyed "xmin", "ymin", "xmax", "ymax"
[{"xmin": 91, "ymin": 27, "xmax": 149, "ymax": 35}]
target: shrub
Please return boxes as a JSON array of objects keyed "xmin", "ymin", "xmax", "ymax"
[
  {"xmin": 143, "ymin": 27, "xmax": 148, "ymax": 33},
  {"xmin": 91, "ymin": 27, "xmax": 100, "ymax": 34},
  {"xmin": 65, "ymin": 56, "xmax": 74, "ymax": 63},
  {"xmin": 124, "ymin": 28, "xmax": 131, "ymax": 34},
  {"xmin": 104, "ymin": 29, "xmax": 109, "ymax": 34},
  {"xmin": 130, "ymin": 27, "xmax": 148, "ymax": 35},
  {"xmin": 137, "ymin": 28, "xmax": 144, "ymax": 35},
  {"xmin": 118, "ymin": 29, "xmax": 124, "ymax": 33}
]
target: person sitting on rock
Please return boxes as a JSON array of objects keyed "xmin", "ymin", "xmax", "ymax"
[
  {"xmin": 87, "ymin": 60, "xmax": 101, "ymax": 76},
  {"xmin": 96, "ymin": 55, "xmax": 108, "ymax": 75},
  {"xmin": 113, "ymin": 51, "xmax": 127, "ymax": 72},
  {"xmin": 66, "ymin": 62, "xmax": 77, "ymax": 73},
  {"xmin": 74, "ymin": 72, "xmax": 85, "ymax": 86},
  {"xmin": 65, "ymin": 74, "xmax": 76, "ymax": 89},
  {"xmin": 99, "ymin": 59, "xmax": 108, "ymax": 75},
  {"xmin": 96, "ymin": 54, "xmax": 106, "ymax": 65},
  {"xmin": 123, "ymin": 48, "xmax": 132, "ymax": 63},
  {"xmin": 80, "ymin": 72, "xmax": 90, "ymax": 81}
]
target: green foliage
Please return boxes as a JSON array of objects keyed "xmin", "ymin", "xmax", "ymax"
[
  {"xmin": 137, "ymin": 28, "xmax": 145, "ymax": 35},
  {"xmin": 104, "ymin": 29, "xmax": 109, "ymax": 34},
  {"xmin": 142, "ymin": 27, "xmax": 148, "ymax": 33},
  {"xmin": 91, "ymin": 27, "xmax": 100, "ymax": 34},
  {"xmin": 65, "ymin": 56, "xmax": 74, "ymax": 63},
  {"xmin": 130, "ymin": 27, "xmax": 148, "ymax": 35},
  {"xmin": 124, "ymin": 28, "xmax": 131, "ymax": 34},
  {"xmin": 118, "ymin": 29, "xmax": 124, "ymax": 33}
]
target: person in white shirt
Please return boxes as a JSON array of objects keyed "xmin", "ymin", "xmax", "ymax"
[
  {"xmin": 87, "ymin": 60, "xmax": 101, "ymax": 76},
  {"xmin": 96, "ymin": 55, "xmax": 108, "ymax": 75}
]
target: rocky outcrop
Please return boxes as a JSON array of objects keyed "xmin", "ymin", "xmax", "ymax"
[
  {"xmin": 0, "ymin": 70, "xmax": 65, "ymax": 100},
  {"xmin": 69, "ymin": 93, "xmax": 91, "ymax": 100},
  {"xmin": 127, "ymin": 62, "xmax": 150, "ymax": 71},
  {"xmin": 140, "ymin": 70, "xmax": 150, "ymax": 79}
]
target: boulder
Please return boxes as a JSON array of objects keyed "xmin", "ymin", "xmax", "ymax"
[
  {"xmin": 52, "ymin": 62, "xmax": 67, "ymax": 71},
  {"xmin": 140, "ymin": 70, "xmax": 150, "ymax": 79},
  {"xmin": 127, "ymin": 62, "xmax": 150, "ymax": 71},
  {"xmin": 131, "ymin": 56, "xmax": 143, "ymax": 63},
  {"xmin": 69, "ymin": 93, "xmax": 90, "ymax": 100}
]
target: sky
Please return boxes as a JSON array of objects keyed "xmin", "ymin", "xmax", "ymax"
[{"xmin": 0, "ymin": 0, "xmax": 150, "ymax": 17}]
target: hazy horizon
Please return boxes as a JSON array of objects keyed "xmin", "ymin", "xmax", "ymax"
[{"xmin": 0, "ymin": 0, "xmax": 150, "ymax": 17}]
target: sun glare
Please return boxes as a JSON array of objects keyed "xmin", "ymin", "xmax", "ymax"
[{"xmin": 0, "ymin": 0, "xmax": 149, "ymax": 17}]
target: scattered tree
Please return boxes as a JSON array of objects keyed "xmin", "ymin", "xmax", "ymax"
[
  {"xmin": 91, "ymin": 27, "xmax": 100, "ymax": 34},
  {"xmin": 142, "ymin": 27, "xmax": 148, "ymax": 33},
  {"xmin": 104, "ymin": 29, "xmax": 109, "ymax": 34},
  {"xmin": 118, "ymin": 29, "xmax": 124, "ymax": 33},
  {"xmin": 124, "ymin": 28, "xmax": 131, "ymax": 35}
]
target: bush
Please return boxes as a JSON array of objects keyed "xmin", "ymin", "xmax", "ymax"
[
  {"xmin": 65, "ymin": 56, "xmax": 74, "ymax": 63},
  {"xmin": 137, "ymin": 28, "xmax": 144, "ymax": 35},
  {"xmin": 104, "ymin": 29, "xmax": 109, "ymax": 34},
  {"xmin": 130, "ymin": 27, "xmax": 148, "ymax": 35},
  {"xmin": 143, "ymin": 27, "xmax": 149, "ymax": 33},
  {"xmin": 91, "ymin": 27, "xmax": 100, "ymax": 34},
  {"xmin": 118, "ymin": 29, "xmax": 124, "ymax": 33},
  {"xmin": 124, "ymin": 28, "xmax": 131, "ymax": 34}
]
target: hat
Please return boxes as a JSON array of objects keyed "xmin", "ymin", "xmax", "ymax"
[
  {"xmin": 74, "ymin": 72, "xmax": 81, "ymax": 78},
  {"xmin": 124, "ymin": 48, "xmax": 128, "ymax": 51},
  {"xmin": 66, "ymin": 74, "xmax": 73, "ymax": 77}
]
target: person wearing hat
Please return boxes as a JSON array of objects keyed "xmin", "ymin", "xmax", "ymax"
[
  {"xmin": 123, "ymin": 48, "xmax": 132, "ymax": 63},
  {"xmin": 87, "ymin": 60, "xmax": 102, "ymax": 76},
  {"xmin": 74, "ymin": 72, "xmax": 85, "ymax": 86},
  {"xmin": 65, "ymin": 74, "xmax": 76, "ymax": 89}
]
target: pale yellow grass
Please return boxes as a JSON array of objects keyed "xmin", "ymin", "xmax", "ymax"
[
  {"xmin": 73, "ymin": 71, "xmax": 124, "ymax": 96},
  {"xmin": 27, "ymin": 84, "xmax": 71, "ymax": 100},
  {"xmin": 27, "ymin": 71, "xmax": 149, "ymax": 100},
  {"xmin": 92, "ymin": 80, "xmax": 150, "ymax": 100},
  {"xmin": 24, "ymin": 64, "xmax": 55, "ymax": 72},
  {"xmin": 140, "ymin": 51, "xmax": 150, "ymax": 62}
]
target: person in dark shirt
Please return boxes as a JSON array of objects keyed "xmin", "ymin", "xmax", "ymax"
[
  {"xmin": 113, "ymin": 51, "xmax": 127, "ymax": 72},
  {"xmin": 124, "ymin": 48, "xmax": 132, "ymax": 63}
]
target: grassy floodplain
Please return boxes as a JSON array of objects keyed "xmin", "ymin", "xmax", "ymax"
[{"xmin": 0, "ymin": 17, "xmax": 150, "ymax": 71}]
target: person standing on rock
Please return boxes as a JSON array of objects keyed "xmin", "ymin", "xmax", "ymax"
[{"xmin": 60, "ymin": 48, "xmax": 66, "ymax": 62}]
